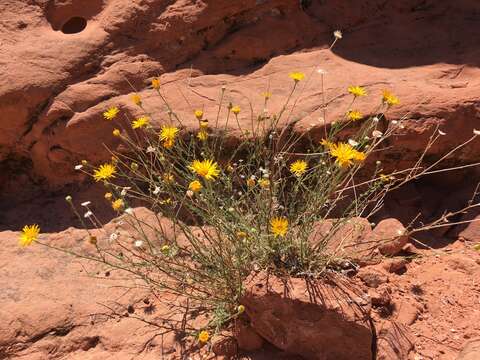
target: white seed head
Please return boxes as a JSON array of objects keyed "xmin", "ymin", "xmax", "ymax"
[
  {"xmin": 372, "ymin": 130, "xmax": 383, "ymax": 138},
  {"xmin": 84, "ymin": 211, "xmax": 93, "ymax": 218},
  {"xmin": 348, "ymin": 139, "xmax": 359, "ymax": 147},
  {"xmin": 81, "ymin": 201, "xmax": 91, "ymax": 207},
  {"xmin": 473, "ymin": 129, "xmax": 480, "ymax": 136},
  {"xmin": 334, "ymin": 30, "xmax": 343, "ymax": 39},
  {"xmin": 74, "ymin": 164, "xmax": 83, "ymax": 170},
  {"xmin": 134, "ymin": 240, "xmax": 143, "ymax": 248}
]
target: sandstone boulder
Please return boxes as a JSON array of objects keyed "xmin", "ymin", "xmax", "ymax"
[{"xmin": 241, "ymin": 271, "xmax": 372, "ymax": 360}]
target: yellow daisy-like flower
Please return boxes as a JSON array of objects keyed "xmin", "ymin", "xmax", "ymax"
[
  {"xmin": 198, "ymin": 330, "xmax": 209, "ymax": 343},
  {"xmin": 199, "ymin": 120, "xmax": 209, "ymax": 129},
  {"xmin": 258, "ymin": 178, "xmax": 270, "ymax": 189},
  {"xmin": 151, "ymin": 78, "xmax": 160, "ymax": 90},
  {"xmin": 188, "ymin": 180, "xmax": 203, "ymax": 192},
  {"xmin": 270, "ymin": 217, "xmax": 288, "ymax": 238},
  {"xmin": 231, "ymin": 105, "xmax": 241, "ymax": 115},
  {"xmin": 194, "ymin": 109, "xmax": 204, "ymax": 119},
  {"xmin": 348, "ymin": 85, "xmax": 367, "ymax": 97},
  {"xmin": 320, "ymin": 139, "xmax": 334, "ymax": 149},
  {"xmin": 236, "ymin": 231, "xmax": 247, "ymax": 239},
  {"xmin": 163, "ymin": 172, "xmax": 174, "ymax": 183},
  {"xmin": 289, "ymin": 72, "xmax": 305, "ymax": 82},
  {"xmin": 160, "ymin": 125, "xmax": 179, "ymax": 149},
  {"xmin": 103, "ymin": 106, "xmax": 119, "ymax": 121},
  {"xmin": 329, "ymin": 143, "xmax": 366, "ymax": 168},
  {"xmin": 262, "ymin": 91, "xmax": 272, "ymax": 99},
  {"xmin": 19, "ymin": 224, "xmax": 40, "ymax": 247},
  {"xmin": 189, "ymin": 159, "xmax": 220, "ymax": 181},
  {"xmin": 111, "ymin": 199, "xmax": 125, "ymax": 211},
  {"xmin": 132, "ymin": 116, "xmax": 149, "ymax": 129},
  {"xmin": 93, "ymin": 163, "xmax": 116, "ymax": 182},
  {"xmin": 237, "ymin": 304, "xmax": 245, "ymax": 313},
  {"xmin": 289, "ymin": 160, "xmax": 308, "ymax": 177},
  {"xmin": 131, "ymin": 94, "xmax": 142, "ymax": 106},
  {"xmin": 246, "ymin": 178, "xmax": 256, "ymax": 187},
  {"xmin": 197, "ymin": 130, "xmax": 208, "ymax": 141},
  {"xmin": 347, "ymin": 110, "xmax": 363, "ymax": 121},
  {"xmin": 382, "ymin": 90, "xmax": 399, "ymax": 106},
  {"xmin": 160, "ymin": 198, "xmax": 172, "ymax": 205},
  {"xmin": 112, "ymin": 128, "xmax": 121, "ymax": 137}
]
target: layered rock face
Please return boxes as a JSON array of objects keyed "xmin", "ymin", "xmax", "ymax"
[{"xmin": 1, "ymin": 0, "xmax": 480, "ymax": 190}]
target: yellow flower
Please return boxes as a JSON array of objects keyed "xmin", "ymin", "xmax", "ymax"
[
  {"xmin": 93, "ymin": 163, "xmax": 116, "ymax": 182},
  {"xmin": 161, "ymin": 244, "xmax": 170, "ymax": 254},
  {"xmin": 258, "ymin": 178, "xmax": 270, "ymax": 189},
  {"xmin": 194, "ymin": 109, "xmax": 204, "ymax": 119},
  {"xmin": 237, "ymin": 305, "xmax": 245, "ymax": 313},
  {"xmin": 289, "ymin": 72, "xmax": 305, "ymax": 82},
  {"xmin": 160, "ymin": 125, "xmax": 179, "ymax": 149},
  {"xmin": 382, "ymin": 90, "xmax": 399, "ymax": 106},
  {"xmin": 270, "ymin": 217, "xmax": 288, "ymax": 237},
  {"xmin": 104, "ymin": 192, "xmax": 113, "ymax": 200},
  {"xmin": 19, "ymin": 224, "xmax": 40, "ymax": 247},
  {"xmin": 347, "ymin": 110, "xmax": 363, "ymax": 121},
  {"xmin": 198, "ymin": 330, "xmax": 209, "ymax": 343},
  {"xmin": 160, "ymin": 198, "xmax": 172, "ymax": 205},
  {"xmin": 474, "ymin": 243, "xmax": 480, "ymax": 252},
  {"xmin": 231, "ymin": 105, "xmax": 241, "ymax": 115},
  {"xmin": 199, "ymin": 120, "xmax": 209, "ymax": 129},
  {"xmin": 112, "ymin": 199, "xmax": 124, "ymax": 211},
  {"xmin": 289, "ymin": 160, "xmax": 308, "ymax": 177},
  {"xmin": 197, "ymin": 130, "xmax": 208, "ymax": 141},
  {"xmin": 246, "ymin": 178, "xmax": 256, "ymax": 187},
  {"xmin": 329, "ymin": 143, "xmax": 366, "ymax": 168},
  {"xmin": 348, "ymin": 85, "xmax": 367, "ymax": 97},
  {"xmin": 103, "ymin": 106, "xmax": 119, "ymax": 121},
  {"xmin": 189, "ymin": 159, "xmax": 220, "ymax": 181},
  {"xmin": 132, "ymin": 116, "xmax": 149, "ymax": 129},
  {"xmin": 131, "ymin": 94, "xmax": 142, "ymax": 106},
  {"xmin": 188, "ymin": 180, "xmax": 203, "ymax": 192},
  {"xmin": 163, "ymin": 173, "xmax": 174, "ymax": 183},
  {"xmin": 151, "ymin": 78, "xmax": 160, "ymax": 90},
  {"xmin": 112, "ymin": 128, "xmax": 121, "ymax": 137},
  {"xmin": 262, "ymin": 91, "xmax": 272, "ymax": 99},
  {"xmin": 320, "ymin": 139, "xmax": 334, "ymax": 149},
  {"xmin": 236, "ymin": 231, "xmax": 247, "ymax": 239}
]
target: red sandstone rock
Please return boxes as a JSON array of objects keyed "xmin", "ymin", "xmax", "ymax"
[
  {"xmin": 234, "ymin": 318, "xmax": 264, "ymax": 352},
  {"xmin": 241, "ymin": 271, "xmax": 373, "ymax": 360},
  {"xmin": 370, "ymin": 218, "xmax": 409, "ymax": 256},
  {"xmin": 457, "ymin": 339, "xmax": 480, "ymax": 360},
  {"xmin": 309, "ymin": 217, "xmax": 374, "ymax": 260},
  {"xmin": 2, "ymin": 1, "xmax": 480, "ymax": 188}
]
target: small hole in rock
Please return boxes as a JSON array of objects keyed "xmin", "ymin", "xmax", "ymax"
[{"xmin": 61, "ymin": 17, "xmax": 87, "ymax": 34}]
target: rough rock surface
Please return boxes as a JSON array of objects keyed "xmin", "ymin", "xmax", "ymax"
[
  {"xmin": 2, "ymin": 0, "xmax": 480, "ymax": 359},
  {"xmin": 1, "ymin": 0, "xmax": 480, "ymax": 190},
  {"xmin": 241, "ymin": 271, "xmax": 373, "ymax": 360},
  {"xmin": 457, "ymin": 339, "xmax": 480, "ymax": 360}
]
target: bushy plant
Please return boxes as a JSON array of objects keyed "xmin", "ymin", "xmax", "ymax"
[{"xmin": 20, "ymin": 33, "xmax": 480, "ymax": 343}]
